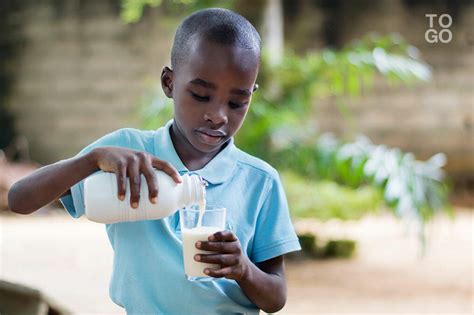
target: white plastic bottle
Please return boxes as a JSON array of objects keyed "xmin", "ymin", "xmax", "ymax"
[{"xmin": 84, "ymin": 171, "xmax": 206, "ymax": 224}]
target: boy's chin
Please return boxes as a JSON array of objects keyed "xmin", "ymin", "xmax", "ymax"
[
  {"xmin": 194, "ymin": 142, "xmax": 224, "ymax": 153},
  {"xmin": 192, "ymin": 137, "xmax": 228, "ymax": 153}
]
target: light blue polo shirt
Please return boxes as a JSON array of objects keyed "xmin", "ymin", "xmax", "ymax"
[{"xmin": 60, "ymin": 120, "xmax": 301, "ymax": 315}]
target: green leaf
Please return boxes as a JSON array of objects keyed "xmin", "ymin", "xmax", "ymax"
[{"xmin": 121, "ymin": 0, "xmax": 162, "ymax": 23}]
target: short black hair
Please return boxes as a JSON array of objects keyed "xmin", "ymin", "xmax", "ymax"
[{"xmin": 171, "ymin": 8, "xmax": 261, "ymax": 70}]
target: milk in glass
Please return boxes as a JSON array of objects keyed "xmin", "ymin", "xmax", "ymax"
[
  {"xmin": 180, "ymin": 205, "xmax": 226, "ymax": 280},
  {"xmin": 182, "ymin": 226, "xmax": 221, "ymax": 277}
]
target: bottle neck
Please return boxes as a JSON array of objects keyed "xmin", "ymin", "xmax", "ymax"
[{"xmin": 183, "ymin": 174, "xmax": 206, "ymax": 207}]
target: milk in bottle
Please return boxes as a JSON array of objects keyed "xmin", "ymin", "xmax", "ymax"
[{"xmin": 84, "ymin": 171, "xmax": 206, "ymax": 224}]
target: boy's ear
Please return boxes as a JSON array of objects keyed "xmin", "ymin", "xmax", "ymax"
[{"xmin": 161, "ymin": 66, "xmax": 174, "ymax": 98}]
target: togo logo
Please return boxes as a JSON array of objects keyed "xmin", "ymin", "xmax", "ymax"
[{"xmin": 425, "ymin": 14, "xmax": 453, "ymax": 43}]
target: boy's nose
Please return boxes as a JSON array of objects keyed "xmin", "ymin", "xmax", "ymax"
[{"xmin": 204, "ymin": 105, "xmax": 228, "ymax": 126}]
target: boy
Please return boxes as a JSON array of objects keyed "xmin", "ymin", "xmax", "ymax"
[{"xmin": 8, "ymin": 8, "xmax": 301, "ymax": 314}]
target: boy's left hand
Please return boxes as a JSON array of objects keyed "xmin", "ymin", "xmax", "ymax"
[{"xmin": 195, "ymin": 230, "xmax": 250, "ymax": 281}]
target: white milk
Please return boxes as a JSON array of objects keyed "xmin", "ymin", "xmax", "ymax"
[
  {"xmin": 182, "ymin": 226, "xmax": 220, "ymax": 277},
  {"xmin": 84, "ymin": 172, "xmax": 206, "ymax": 224},
  {"xmin": 196, "ymin": 199, "xmax": 207, "ymax": 228}
]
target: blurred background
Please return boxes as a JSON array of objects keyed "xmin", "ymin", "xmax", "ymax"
[{"xmin": 0, "ymin": 0, "xmax": 472, "ymax": 314}]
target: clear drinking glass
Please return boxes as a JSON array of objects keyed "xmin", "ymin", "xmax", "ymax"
[{"xmin": 179, "ymin": 205, "xmax": 226, "ymax": 281}]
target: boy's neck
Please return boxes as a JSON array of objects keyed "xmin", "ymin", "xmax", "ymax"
[{"xmin": 169, "ymin": 124, "xmax": 225, "ymax": 171}]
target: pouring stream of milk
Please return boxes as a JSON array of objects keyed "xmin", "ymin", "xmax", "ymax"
[{"xmin": 196, "ymin": 199, "xmax": 206, "ymax": 228}]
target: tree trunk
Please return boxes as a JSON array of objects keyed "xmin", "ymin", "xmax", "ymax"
[{"xmin": 262, "ymin": 0, "xmax": 284, "ymax": 65}]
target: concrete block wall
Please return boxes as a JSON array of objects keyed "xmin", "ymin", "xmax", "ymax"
[{"xmin": 7, "ymin": 1, "xmax": 175, "ymax": 163}]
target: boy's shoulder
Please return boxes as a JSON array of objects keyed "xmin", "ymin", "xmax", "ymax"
[
  {"xmin": 99, "ymin": 127, "xmax": 155, "ymax": 141},
  {"xmin": 113, "ymin": 127, "xmax": 156, "ymax": 145},
  {"xmin": 232, "ymin": 147, "xmax": 280, "ymax": 181},
  {"xmin": 120, "ymin": 127, "xmax": 156, "ymax": 141},
  {"xmin": 96, "ymin": 127, "xmax": 156, "ymax": 150}
]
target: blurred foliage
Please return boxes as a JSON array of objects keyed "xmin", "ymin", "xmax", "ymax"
[
  {"xmin": 241, "ymin": 34, "xmax": 450, "ymax": 233},
  {"xmin": 297, "ymin": 233, "xmax": 317, "ymax": 254},
  {"xmin": 121, "ymin": 0, "xmax": 162, "ymax": 23},
  {"xmin": 291, "ymin": 233, "xmax": 357, "ymax": 259},
  {"xmin": 280, "ymin": 135, "xmax": 450, "ymax": 224},
  {"xmin": 121, "ymin": 0, "xmax": 233, "ymax": 22},
  {"xmin": 241, "ymin": 33, "xmax": 432, "ymax": 159},
  {"xmin": 323, "ymin": 239, "xmax": 357, "ymax": 259},
  {"xmin": 281, "ymin": 171, "xmax": 383, "ymax": 221}
]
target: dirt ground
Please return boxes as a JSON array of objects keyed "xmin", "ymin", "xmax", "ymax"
[{"xmin": 0, "ymin": 208, "xmax": 472, "ymax": 315}]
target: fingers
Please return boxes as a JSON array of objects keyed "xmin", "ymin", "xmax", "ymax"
[
  {"xmin": 141, "ymin": 162, "xmax": 158, "ymax": 204},
  {"xmin": 194, "ymin": 231, "xmax": 247, "ymax": 281},
  {"xmin": 203, "ymin": 266, "xmax": 235, "ymax": 278},
  {"xmin": 115, "ymin": 163, "xmax": 127, "ymax": 201},
  {"xmin": 208, "ymin": 230, "xmax": 238, "ymax": 242},
  {"xmin": 194, "ymin": 254, "xmax": 239, "ymax": 266},
  {"xmin": 102, "ymin": 147, "xmax": 180, "ymax": 207},
  {"xmin": 151, "ymin": 157, "xmax": 182, "ymax": 183},
  {"xmin": 196, "ymin": 235, "xmax": 241, "ymax": 255},
  {"xmin": 127, "ymin": 162, "xmax": 141, "ymax": 209}
]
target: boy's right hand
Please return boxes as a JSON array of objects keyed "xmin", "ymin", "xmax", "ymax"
[{"xmin": 90, "ymin": 147, "xmax": 182, "ymax": 208}]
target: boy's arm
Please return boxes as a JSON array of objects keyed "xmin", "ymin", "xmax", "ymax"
[
  {"xmin": 238, "ymin": 255, "xmax": 287, "ymax": 313},
  {"xmin": 8, "ymin": 151, "xmax": 98, "ymax": 214},
  {"xmin": 8, "ymin": 147, "xmax": 181, "ymax": 215}
]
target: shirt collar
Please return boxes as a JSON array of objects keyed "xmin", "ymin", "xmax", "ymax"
[{"xmin": 154, "ymin": 120, "xmax": 237, "ymax": 185}]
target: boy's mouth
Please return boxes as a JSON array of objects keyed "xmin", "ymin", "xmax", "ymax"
[{"xmin": 195, "ymin": 128, "xmax": 226, "ymax": 145}]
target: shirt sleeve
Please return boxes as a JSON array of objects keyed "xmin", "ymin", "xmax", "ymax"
[
  {"xmin": 250, "ymin": 174, "xmax": 301, "ymax": 263},
  {"xmin": 59, "ymin": 129, "xmax": 128, "ymax": 218}
]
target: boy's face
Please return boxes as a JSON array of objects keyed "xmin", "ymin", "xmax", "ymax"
[{"xmin": 161, "ymin": 37, "xmax": 259, "ymax": 155}]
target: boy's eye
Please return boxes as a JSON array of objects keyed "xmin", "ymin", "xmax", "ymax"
[
  {"xmin": 191, "ymin": 92, "xmax": 210, "ymax": 102},
  {"xmin": 229, "ymin": 101, "xmax": 248, "ymax": 109}
]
